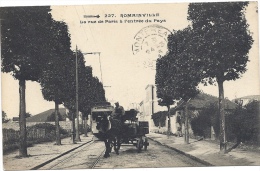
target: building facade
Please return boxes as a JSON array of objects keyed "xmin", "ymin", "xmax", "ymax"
[{"xmin": 138, "ymin": 84, "xmax": 168, "ymax": 132}]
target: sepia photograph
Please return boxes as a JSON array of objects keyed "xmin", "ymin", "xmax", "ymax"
[{"xmin": 1, "ymin": 0, "xmax": 259, "ymax": 170}]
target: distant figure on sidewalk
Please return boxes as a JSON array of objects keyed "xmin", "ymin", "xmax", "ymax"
[
  {"xmin": 176, "ymin": 114, "xmax": 183, "ymax": 137},
  {"xmin": 177, "ymin": 123, "xmax": 182, "ymax": 137}
]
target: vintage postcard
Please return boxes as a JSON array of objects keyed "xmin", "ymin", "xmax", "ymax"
[{"xmin": 1, "ymin": 1, "xmax": 259, "ymax": 170}]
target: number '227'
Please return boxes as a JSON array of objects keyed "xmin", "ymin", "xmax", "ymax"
[{"xmin": 105, "ymin": 14, "xmax": 115, "ymax": 17}]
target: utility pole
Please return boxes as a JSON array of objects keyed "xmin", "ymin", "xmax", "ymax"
[
  {"xmin": 98, "ymin": 52, "xmax": 103, "ymax": 84},
  {"xmin": 75, "ymin": 45, "xmax": 81, "ymax": 142}
]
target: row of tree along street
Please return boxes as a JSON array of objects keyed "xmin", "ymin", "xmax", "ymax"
[
  {"xmin": 155, "ymin": 2, "xmax": 254, "ymax": 153},
  {"xmin": 1, "ymin": 7, "xmax": 106, "ymax": 157}
]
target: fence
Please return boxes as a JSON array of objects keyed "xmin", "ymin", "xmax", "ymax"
[
  {"xmin": 2, "ymin": 121, "xmax": 72, "ymax": 131},
  {"xmin": 2, "ymin": 129, "xmax": 19, "ymax": 143},
  {"xmin": 2, "ymin": 121, "xmax": 87, "ymax": 144},
  {"xmin": 2, "ymin": 128, "xmax": 50, "ymax": 143}
]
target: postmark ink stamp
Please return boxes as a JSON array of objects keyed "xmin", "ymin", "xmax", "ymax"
[
  {"xmin": 132, "ymin": 24, "xmax": 171, "ymax": 56},
  {"xmin": 132, "ymin": 24, "xmax": 172, "ymax": 69}
]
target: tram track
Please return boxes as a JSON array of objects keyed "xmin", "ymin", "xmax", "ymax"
[
  {"xmin": 31, "ymin": 136, "xmax": 209, "ymax": 170},
  {"xmin": 45, "ymin": 141, "xmax": 97, "ymax": 170},
  {"xmin": 33, "ymin": 139, "xmax": 106, "ymax": 170},
  {"xmin": 30, "ymin": 138, "xmax": 93, "ymax": 170},
  {"xmin": 89, "ymin": 148, "xmax": 106, "ymax": 169}
]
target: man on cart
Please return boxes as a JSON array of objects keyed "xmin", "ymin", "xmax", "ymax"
[{"xmin": 111, "ymin": 102, "xmax": 125, "ymax": 122}]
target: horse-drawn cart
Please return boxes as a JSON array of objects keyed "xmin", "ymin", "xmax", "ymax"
[
  {"xmin": 90, "ymin": 103, "xmax": 149, "ymax": 156},
  {"xmin": 121, "ymin": 110, "xmax": 149, "ymax": 152}
]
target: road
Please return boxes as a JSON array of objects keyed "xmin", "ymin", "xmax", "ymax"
[{"xmin": 38, "ymin": 139, "xmax": 207, "ymax": 169}]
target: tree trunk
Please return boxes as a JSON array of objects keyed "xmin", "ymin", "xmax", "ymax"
[
  {"xmin": 167, "ymin": 105, "xmax": 171, "ymax": 138},
  {"xmin": 81, "ymin": 113, "xmax": 84, "ymax": 127},
  {"xmin": 159, "ymin": 115, "xmax": 161, "ymax": 128},
  {"xmin": 55, "ymin": 101, "xmax": 61, "ymax": 145},
  {"xmin": 218, "ymin": 80, "xmax": 227, "ymax": 153},
  {"xmin": 19, "ymin": 79, "xmax": 27, "ymax": 157},
  {"xmin": 71, "ymin": 112, "xmax": 76, "ymax": 144},
  {"xmin": 75, "ymin": 111, "xmax": 81, "ymax": 142},
  {"xmin": 184, "ymin": 103, "xmax": 189, "ymax": 144},
  {"xmin": 75, "ymin": 46, "xmax": 81, "ymax": 142},
  {"xmin": 84, "ymin": 116, "xmax": 88, "ymax": 137}
]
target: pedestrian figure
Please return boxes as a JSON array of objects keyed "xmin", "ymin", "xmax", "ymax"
[
  {"xmin": 176, "ymin": 114, "xmax": 183, "ymax": 137},
  {"xmin": 177, "ymin": 123, "xmax": 182, "ymax": 137}
]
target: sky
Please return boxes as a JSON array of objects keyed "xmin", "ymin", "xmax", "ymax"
[{"xmin": 1, "ymin": 1, "xmax": 259, "ymax": 119}]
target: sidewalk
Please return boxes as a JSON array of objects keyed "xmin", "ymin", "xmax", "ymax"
[
  {"xmin": 2, "ymin": 132, "xmax": 260, "ymax": 170},
  {"xmin": 146, "ymin": 132, "xmax": 260, "ymax": 166},
  {"xmin": 2, "ymin": 135, "xmax": 94, "ymax": 171}
]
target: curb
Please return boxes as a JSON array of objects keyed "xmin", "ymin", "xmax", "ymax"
[
  {"xmin": 148, "ymin": 137, "xmax": 214, "ymax": 166},
  {"xmin": 30, "ymin": 138, "xmax": 93, "ymax": 170}
]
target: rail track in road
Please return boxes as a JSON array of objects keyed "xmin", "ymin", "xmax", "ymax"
[
  {"xmin": 33, "ymin": 137, "xmax": 210, "ymax": 169},
  {"xmin": 35, "ymin": 140, "xmax": 106, "ymax": 170}
]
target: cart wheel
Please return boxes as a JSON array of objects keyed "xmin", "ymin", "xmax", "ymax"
[
  {"xmin": 137, "ymin": 137, "xmax": 143, "ymax": 153},
  {"xmin": 143, "ymin": 137, "xmax": 148, "ymax": 151}
]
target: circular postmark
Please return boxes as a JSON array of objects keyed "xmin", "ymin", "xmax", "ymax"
[
  {"xmin": 132, "ymin": 24, "xmax": 171, "ymax": 55},
  {"xmin": 132, "ymin": 24, "xmax": 172, "ymax": 69}
]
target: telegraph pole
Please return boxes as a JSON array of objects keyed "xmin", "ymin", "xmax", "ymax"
[
  {"xmin": 98, "ymin": 52, "xmax": 103, "ymax": 84},
  {"xmin": 75, "ymin": 45, "xmax": 81, "ymax": 142}
]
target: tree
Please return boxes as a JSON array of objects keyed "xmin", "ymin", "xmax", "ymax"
[
  {"xmin": 78, "ymin": 66, "xmax": 94, "ymax": 135},
  {"xmin": 62, "ymin": 50, "xmax": 77, "ymax": 143},
  {"xmin": 231, "ymin": 100, "xmax": 259, "ymax": 144},
  {"xmin": 155, "ymin": 56, "xmax": 175, "ymax": 137},
  {"xmin": 62, "ymin": 50, "xmax": 95, "ymax": 142},
  {"xmin": 2, "ymin": 111, "xmax": 10, "ymax": 123},
  {"xmin": 39, "ymin": 21, "xmax": 72, "ymax": 145},
  {"xmin": 190, "ymin": 103, "xmax": 217, "ymax": 138},
  {"xmin": 78, "ymin": 68, "xmax": 106, "ymax": 136},
  {"xmin": 156, "ymin": 27, "xmax": 202, "ymax": 142},
  {"xmin": 62, "ymin": 48, "xmax": 106, "ymax": 142},
  {"xmin": 90, "ymin": 77, "xmax": 106, "ymax": 104},
  {"xmin": 1, "ymin": 6, "xmax": 54, "ymax": 157},
  {"xmin": 46, "ymin": 112, "xmax": 64, "ymax": 122},
  {"xmin": 78, "ymin": 66, "xmax": 93, "ymax": 113},
  {"xmin": 188, "ymin": 2, "xmax": 253, "ymax": 152}
]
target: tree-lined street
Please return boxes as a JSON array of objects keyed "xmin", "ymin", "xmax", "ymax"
[{"xmin": 1, "ymin": 1, "xmax": 259, "ymax": 170}]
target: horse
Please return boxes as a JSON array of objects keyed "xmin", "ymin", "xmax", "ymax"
[{"xmin": 96, "ymin": 114, "xmax": 122, "ymax": 158}]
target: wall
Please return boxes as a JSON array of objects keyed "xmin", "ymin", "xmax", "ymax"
[{"xmin": 2, "ymin": 121, "xmax": 73, "ymax": 131}]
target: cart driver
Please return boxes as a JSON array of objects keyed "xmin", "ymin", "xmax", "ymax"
[{"xmin": 111, "ymin": 102, "xmax": 125, "ymax": 122}]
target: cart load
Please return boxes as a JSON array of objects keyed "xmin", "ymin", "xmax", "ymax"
[
  {"xmin": 120, "ymin": 109, "xmax": 149, "ymax": 152},
  {"xmin": 123, "ymin": 121, "xmax": 149, "ymax": 136}
]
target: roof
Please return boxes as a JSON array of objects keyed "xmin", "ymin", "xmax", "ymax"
[
  {"xmin": 152, "ymin": 111, "xmax": 168, "ymax": 119},
  {"xmin": 26, "ymin": 108, "xmax": 67, "ymax": 122},
  {"xmin": 12, "ymin": 117, "xmax": 19, "ymax": 121},
  {"xmin": 233, "ymin": 95, "xmax": 260, "ymax": 101},
  {"xmin": 174, "ymin": 93, "xmax": 237, "ymax": 111}
]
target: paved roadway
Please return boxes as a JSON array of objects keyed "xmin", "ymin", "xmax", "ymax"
[{"xmin": 38, "ymin": 139, "xmax": 206, "ymax": 169}]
